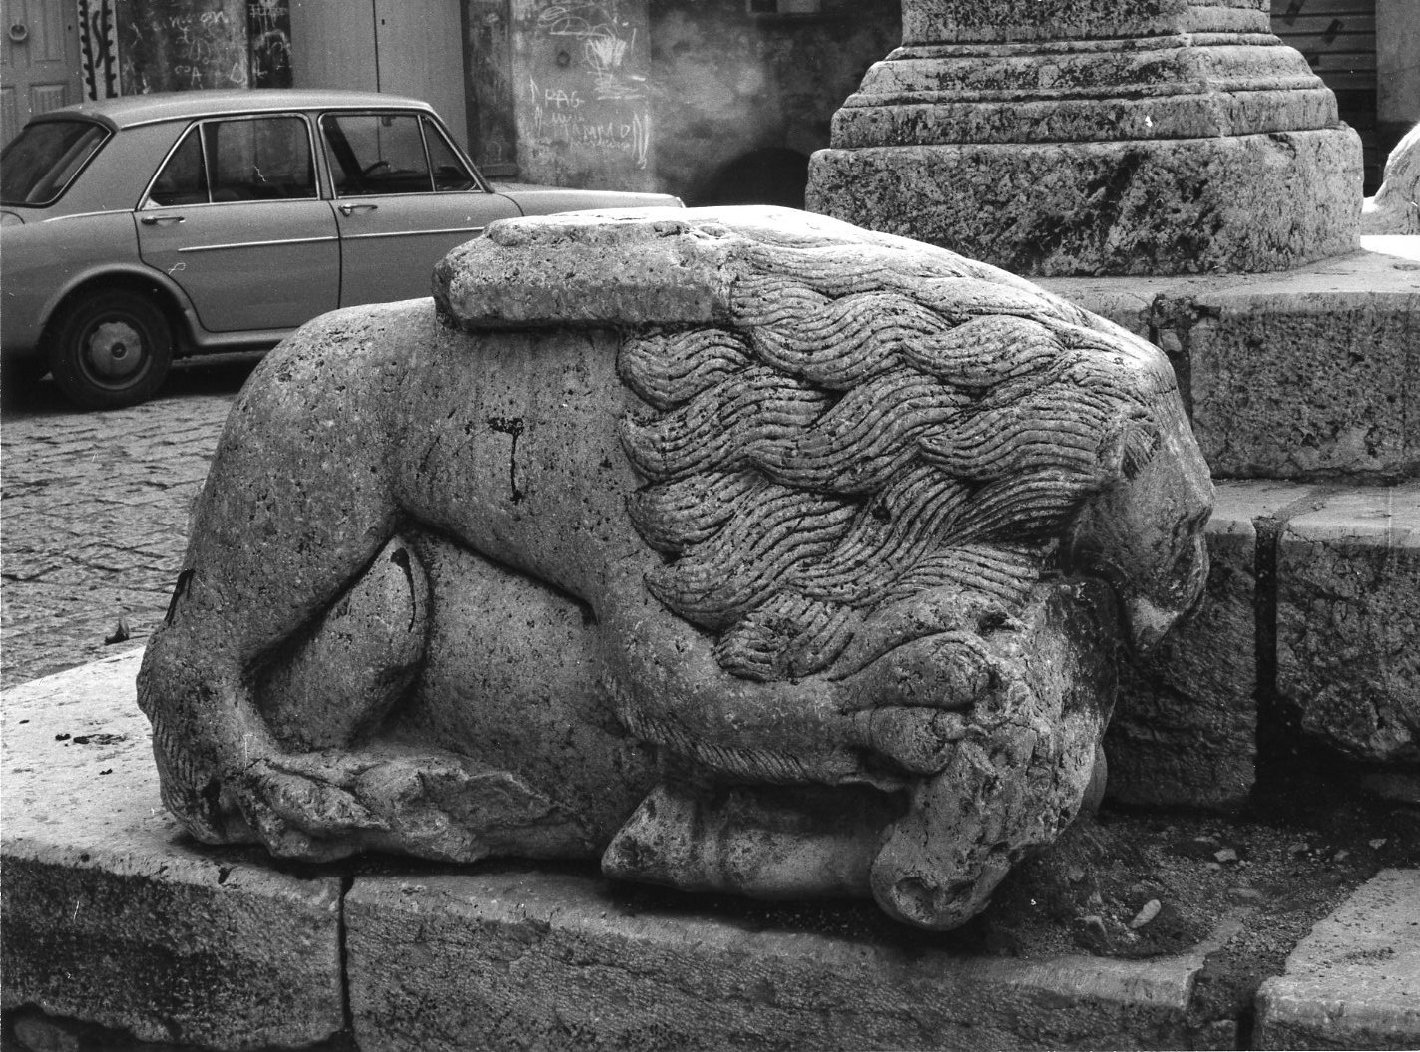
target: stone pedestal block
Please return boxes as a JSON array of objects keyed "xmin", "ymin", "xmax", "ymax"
[
  {"xmin": 1106, "ymin": 481, "xmax": 1320, "ymax": 809},
  {"xmin": 345, "ymin": 870, "xmax": 1227, "ymax": 1052},
  {"xmin": 810, "ymin": 131, "xmax": 1360, "ymax": 277},
  {"xmin": 902, "ymin": 0, "xmax": 1270, "ymax": 43},
  {"xmin": 806, "ymin": 1, "xmax": 1362, "ymax": 275},
  {"xmin": 1037, "ymin": 242, "xmax": 1420, "ymax": 482},
  {"xmin": 1277, "ymin": 486, "xmax": 1420, "ymax": 765},
  {"xmin": 0, "ymin": 651, "xmax": 345, "ymax": 1052},
  {"xmin": 1185, "ymin": 285, "xmax": 1420, "ymax": 481},
  {"xmin": 1255, "ymin": 869, "xmax": 1420, "ymax": 1050},
  {"xmin": 1108, "ymin": 499, "xmax": 1258, "ymax": 808}
]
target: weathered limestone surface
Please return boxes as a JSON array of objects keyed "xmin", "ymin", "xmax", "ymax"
[
  {"xmin": 808, "ymin": 1, "xmax": 1362, "ymax": 274},
  {"xmin": 1255, "ymin": 868, "xmax": 1420, "ymax": 1050},
  {"xmin": 902, "ymin": 0, "xmax": 1270, "ymax": 43},
  {"xmin": 0, "ymin": 650, "xmax": 345, "ymax": 1052},
  {"xmin": 1185, "ymin": 288, "xmax": 1420, "ymax": 482},
  {"xmin": 345, "ymin": 869, "xmax": 1229, "ymax": 1052},
  {"xmin": 810, "ymin": 132, "xmax": 1361, "ymax": 277},
  {"xmin": 831, "ymin": 40, "xmax": 1336, "ymax": 148},
  {"xmin": 1109, "ymin": 478, "xmax": 1420, "ymax": 805},
  {"xmin": 0, "ymin": 652, "xmax": 1252, "ymax": 1051},
  {"xmin": 136, "ymin": 206, "xmax": 1214, "ymax": 933},
  {"xmin": 1277, "ymin": 486, "xmax": 1420, "ymax": 765},
  {"xmin": 1040, "ymin": 243, "xmax": 1420, "ymax": 481},
  {"xmin": 1363, "ymin": 123, "xmax": 1420, "ymax": 236},
  {"xmin": 1107, "ymin": 481, "xmax": 1316, "ymax": 809}
]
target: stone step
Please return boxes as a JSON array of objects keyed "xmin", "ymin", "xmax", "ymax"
[
  {"xmin": 1107, "ymin": 479, "xmax": 1420, "ymax": 810},
  {"xmin": 6, "ymin": 652, "xmax": 1417, "ymax": 1052},
  {"xmin": 1039, "ymin": 237, "xmax": 1420, "ymax": 483},
  {"xmin": 1255, "ymin": 868, "xmax": 1420, "ymax": 1050},
  {"xmin": 0, "ymin": 650, "xmax": 345, "ymax": 1051},
  {"xmin": 0, "ymin": 651, "xmax": 1385, "ymax": 1052}
]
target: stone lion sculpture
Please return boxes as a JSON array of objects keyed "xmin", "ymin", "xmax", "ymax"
[
  {"xmin": 1361, "ymin": 121, "xmax": 1420, "ymax": 235},
  {"xmin": 138, "ymin": 206, "xmax": 1212, "ymax": 930}
]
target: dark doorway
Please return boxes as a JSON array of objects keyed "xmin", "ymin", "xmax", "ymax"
[{"xmin": 699, "ymin": 147, "xmax": 810, "ymax": 208}]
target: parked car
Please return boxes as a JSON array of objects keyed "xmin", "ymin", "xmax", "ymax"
[{"xmin": 1, "ymin": 89, "xmax": 682, "ymax": 408}]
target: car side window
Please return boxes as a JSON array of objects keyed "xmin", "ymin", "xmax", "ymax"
[
  {"xmin": 322, "ymin": 113, "xmax": 439, "ymax": 197},
  {"xmin": 423, "ymin": 118, "xmax": 477, "ymax": 191},
  {"xmin": 204, "ymin": 116, "xmax": 316, "ymax": 203},
  {"xmin": 148, "ymin": 127, "xmax": 209, "ymax": 206}
]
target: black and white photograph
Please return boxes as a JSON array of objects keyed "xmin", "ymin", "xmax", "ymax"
[{"xmin": 1, "ymin": 1, "xmax": 1417, "ymax": 1049}]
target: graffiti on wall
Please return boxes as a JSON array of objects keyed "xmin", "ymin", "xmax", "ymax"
[
  {"xmin": 519, "ymin": 0, "xmax": 654, "ymax": 188},
  {"xmin": 536, "ymin": 2, "xmax": 643, "ymax": 101},
  {"xmin": 119, "ymin": 0, "xmax": 247, "ymax": 92},
  {"xmin": 115, "ymin": 0, "xmax": 289, "ymax": 94},
  {"xmin": 247, "ymin": 0, "xmax": 291, "ymax": 89},
  {"xmin": 79, "ymin": 0, "xmax": 121, "ymax": 100}
]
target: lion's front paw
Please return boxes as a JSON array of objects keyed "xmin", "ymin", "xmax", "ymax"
[
  {"xmin": 217, "ymin": 749, "xmax": 581, "ymax": 863},
  {"xmin": 838, "ymin": 631, "xmax": 1010, "ymax": 776},
  {"xmin": 218, "ymin": 756, "xmax": 389, "ymax": 861}
]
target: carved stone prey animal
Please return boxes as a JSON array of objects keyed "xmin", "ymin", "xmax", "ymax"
[{"xmin": 138, "ymin": 206, "xmax": 1212, "ymax": 930}]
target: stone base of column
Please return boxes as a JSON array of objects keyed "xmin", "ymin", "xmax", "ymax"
[
  {"xmin": 806, "ymin": 19, "xmax": 1365, "ymax": 276},
  {"xmin": 808, "ymin": 129, "xmax": 1361, "ymax": 276}
]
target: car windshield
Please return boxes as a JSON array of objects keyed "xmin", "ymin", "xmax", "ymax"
[{"xmin": 1, "ymin": 119, "xmax": 110, "ymax": 206}]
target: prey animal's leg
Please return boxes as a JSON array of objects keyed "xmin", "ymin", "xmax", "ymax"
[{"xmin": 603, "ymin": 781, "xmax": 902, "ymax": 900}]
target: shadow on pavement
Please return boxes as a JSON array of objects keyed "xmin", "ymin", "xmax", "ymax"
[{"xmin": 0, "ymin": 351, "xmax": 265, "ymax": 420}]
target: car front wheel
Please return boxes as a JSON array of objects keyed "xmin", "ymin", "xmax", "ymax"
[{"xmin": 48, "ymin": 290, "xmax": 174, "ymax": 409}]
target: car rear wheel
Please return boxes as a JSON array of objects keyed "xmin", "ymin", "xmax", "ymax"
[{"xmin": 48, "ymin": 290, "xmax": 174, "ymax": 409}]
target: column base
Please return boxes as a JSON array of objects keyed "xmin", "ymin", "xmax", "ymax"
[{"xmin": 807, "ymin": 129, "xmax": 1361, "ymax": 276}]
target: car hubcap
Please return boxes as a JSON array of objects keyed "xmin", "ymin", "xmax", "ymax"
[{"xmin": 85, "ymin": 320, "xmax": 146, "ymax": 382}]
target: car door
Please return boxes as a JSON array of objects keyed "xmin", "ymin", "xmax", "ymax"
[
  {"xmin": 136, "ymin": 114, "xmax": 339, "ymax": 334},
  {"xmin": 318, "ymin": 110, "xmax": 519, "ymax": 307}
]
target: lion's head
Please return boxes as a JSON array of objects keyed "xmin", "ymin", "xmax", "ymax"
[{"xmin": 606, "ymin": 208, "xmax": 1213, "ymax": 688}]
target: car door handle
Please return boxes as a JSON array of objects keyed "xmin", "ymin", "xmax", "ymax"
[
  {"xmin": 140, "ymin": 215, "xmax": 186, "ymax": 225},
  {"xmin": 338, "ymin": 203, "xmax": 379, "ymax": 216}
]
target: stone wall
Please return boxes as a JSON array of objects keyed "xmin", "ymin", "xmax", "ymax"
[
  {"xmin": 647, "ymin": 0, "xmax": 899, "ymax": 204},
  {"xmin": 463, "ymin": 0, "xmax": 518, "ymax": 176},
  {"xmin": 463, "ymin": 0, "xmax": 663, "ymax": 190},
  {"xmin": 114, "ymin": 0, "xmax": 290, "ymax": 94}
]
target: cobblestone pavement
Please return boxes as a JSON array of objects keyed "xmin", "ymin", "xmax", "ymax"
[{"xmin": 1, "ymin": 357, "xmax": 261, "ymax": 688}]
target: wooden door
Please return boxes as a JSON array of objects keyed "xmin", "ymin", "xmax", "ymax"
[
  {"xmin": 289, "ymin": 0, "xmax": 468, "ymax": 150},
  {"xmin": 373, "ymin": 0, "xmax": 468, "ymax": 150},
  {"xmin": 1, "ymin": 0, "xmax": 83, "ymax": 147},
  {"xmin": 289, "ymin": 0, "xmax": 376, "ymax": 93}
]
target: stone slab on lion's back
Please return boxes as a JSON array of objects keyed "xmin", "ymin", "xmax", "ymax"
[
  {"xmin": 434, "ymin": 209, "xmax": 734, "ymax": 330},
  {"xmin": 431, "ymin": 204, "xmax": 1068, "ymax": 332}
]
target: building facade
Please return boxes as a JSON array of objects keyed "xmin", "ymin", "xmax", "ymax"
[{"xmin": 2, "ymin": 0, "xmax": 1415, "ymax": 199}]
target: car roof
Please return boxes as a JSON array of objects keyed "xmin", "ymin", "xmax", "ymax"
[{"xmin": 32, "ymin": 89, "xmax": 437, "ymax": 131}]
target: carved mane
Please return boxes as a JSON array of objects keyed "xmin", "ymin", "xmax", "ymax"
[{"xmin": 616, "ymin": 221, "xmax": 1176, "ymax": 684}]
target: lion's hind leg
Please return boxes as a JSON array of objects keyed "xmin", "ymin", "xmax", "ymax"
[
  {"xmin": 138, "ymin": 309, "xmax": 414, "ymax": 853},
  {"xmin": 227, "ymin": 533, "xmax": 594, "ymax": 864},
  {"xmin": 255, "ymin": 536, "xmax": 430, "ymax": 753}
]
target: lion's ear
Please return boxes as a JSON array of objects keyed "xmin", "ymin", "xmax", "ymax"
[{"xmin": 1097, "ymin": 409, "xmax": 1160, "ymax": 481}]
